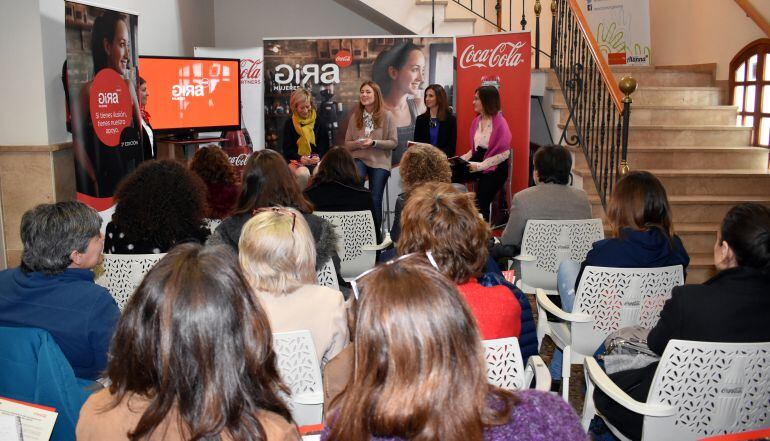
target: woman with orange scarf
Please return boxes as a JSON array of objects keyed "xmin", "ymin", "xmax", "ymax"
[{"xmin": 282, "ymin": 88, "xmax": 331, "ymax": 189}]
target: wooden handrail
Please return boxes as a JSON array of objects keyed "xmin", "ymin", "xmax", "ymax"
[
  {"xmin": 734, "ymin": 0, "xmax": 770, "ymax": 39},
  {"xmin": 566, "ymin": 0, "xmax": 624, "ymax": 111}
]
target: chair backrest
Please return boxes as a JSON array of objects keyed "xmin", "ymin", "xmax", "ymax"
[
  {"xmin": 272, "ymin": 330, "xmax": 324, "ymax": 425},
  {"xmin": 519, "ymin": 219, "xmax": 604, "ymax": 291},
  {"xmin": 0, "ymin": 327, "xmax": 92, "ymax": 441},
  {"xmin": 94, "ymin": 253, "xmax": 166, "ymax": 310},
  {"xmin": 316, "ymin": 259, "xmax": 339, "ymax": 290},
  {"xmin": 483, "ymin": 337, "xmax": 526, "ymax": 391},
  {"xmin": 314, "ymin": 211, "xmax": 377, "ymax": 279},
  {"xmin": 643, "ymin": 340, "xmax": 770, "ymax": 441},
  {"xmin": 570, "ymin": 265, "xmax": 684, "ymax": 356},
  {"xmin": 203, "ymin": 218, "xmax": 222, "ymax": 234}
]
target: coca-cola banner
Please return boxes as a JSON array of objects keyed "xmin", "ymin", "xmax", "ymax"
[
  {"xmin": 456, "ymin": 32, "xmax": 531, "ymax": 195},
  {"xmin": 194, "ymin": 46, "xmax": 264, "ymax": 148},
  {"xmin": 263, "ymin": 36, "xmax": 454, "ymax": 228},
  {"xmin": 65, "ymin": 2, "xmax": 143, "ymax": 213}
]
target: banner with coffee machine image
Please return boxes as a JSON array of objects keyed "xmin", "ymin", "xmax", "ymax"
[{"xmin": 262, "ymin": 36, "xmax": 455, "ymax": 166}]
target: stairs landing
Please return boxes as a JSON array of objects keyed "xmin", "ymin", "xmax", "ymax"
[{"xmin": 552, "ymin": 66, "xmax": 770, "ymax": 284}]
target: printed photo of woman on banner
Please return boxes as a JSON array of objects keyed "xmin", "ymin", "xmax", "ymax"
[
  {"xmin": 65, "ymin": 2, "xmax": 143, "ymax": 211},
  {"xmin": 263, "ymin": 36, "xmax": 454, "ymax": 230}
]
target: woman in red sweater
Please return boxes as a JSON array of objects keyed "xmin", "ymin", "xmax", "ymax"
[{"xmin": 398, "ymin": 181, "xmax": 521, "ymax": 339}]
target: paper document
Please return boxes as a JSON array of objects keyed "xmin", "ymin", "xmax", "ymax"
[
  {"xmin": 0, "ymin": 414, "xmax": 23, "ymax": 441},
  {"xmin": 0, "ymin": 397, "xmax": 58, "ymax": 441}
]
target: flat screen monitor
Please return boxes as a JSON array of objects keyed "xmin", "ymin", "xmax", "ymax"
[{"xmin": 138, "ymin": 56, "xmax": 241, "ymax": 134}]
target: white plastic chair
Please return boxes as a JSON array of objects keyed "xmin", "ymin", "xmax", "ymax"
[
  {"xmin": 583, "ymin": 340, "xmax": 770, "ymax": 440},
  {"xmin": 94, "ymin": 253, "xmax": 166, "ymax": 310},
  {"xmin": 535, "ymin": 265, "xmax": 684, "ymax": 400},
  {"xmin": 272, "ymin": 330, "xmax": 324, "ymax": 426},
  {"xmin": 483, "ymin": 337, "xmax": 551, "ymax": 391},
  {"xmin": 316, "ymin": 258, "xmax": 339, "ymax": 290},
  {"xmin": 514, "ymin": 219, "xmax": 604, "ymax": 295},
  {"xmin": 314, "ymin": 211, "xmax": 393, "ymax": 281}
]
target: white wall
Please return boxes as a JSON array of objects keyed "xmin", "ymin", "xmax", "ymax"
[
  {"xmin": 213, "ymin": 0, "xmax": 391, "ymax": 47},
  {"xmin": 649, "ymin": 0, "xmax": 770, "ymax": 80},
  {"xmin": 0, "ymin": 0, "xmax": 214, "ymax": 146}
]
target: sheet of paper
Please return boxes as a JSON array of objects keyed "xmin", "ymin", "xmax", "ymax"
[
  {"xmin": 0, "ymin": 397, "xmax": 58, "ymax": 441},
  {"xmin": 302, "ymin": 436, "xmax": 320, "ymax": 441},
  {"xmin": 0, "ymin": 414, "xmax": 23, "ymax": 441}
]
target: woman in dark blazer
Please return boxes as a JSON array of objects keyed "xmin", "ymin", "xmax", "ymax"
[
  {"xmin": 594, "ymin": 203, "xmax": 770, "ymax": 441},
  {"xmin": 413, "ymin": 84, "xmax": 456, "ymax": 158}
]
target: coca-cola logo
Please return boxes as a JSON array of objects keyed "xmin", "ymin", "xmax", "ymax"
[
  {"xmin": 240, "ymin": 58, "xmax": 262, "ymax": 85},
  {"xmin": 459, "ymin": 42, "xmax": 526, "ymax": 69},
  {"xmin": 229, "ymin": 153, "xmax": 249, "ymax": 167},
  {"xmin": 335, "ymin": 50, "xmax": 353, "ymax": 68}
]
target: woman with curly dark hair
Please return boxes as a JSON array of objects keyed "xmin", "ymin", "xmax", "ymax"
[
  {"xmin": 190, "ymin": 145, "xmax": 241, "ymax": 219},
  {"xmin": 104, "ymin": 160, "xmax": 209, "ymax": 254},
  {"xmin": 209, "ymin": 150, "xmax": 340, "ymax": 274}
]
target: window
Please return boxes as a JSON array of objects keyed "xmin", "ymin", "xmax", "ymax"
[{"xmin": 730, "ymin": 39, "xmax": 770, "ymax": 147}]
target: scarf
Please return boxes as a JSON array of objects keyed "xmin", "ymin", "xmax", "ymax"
[
  {"xmin": 140, "ymin": 105, "xmax": 151, "ymax": 125},
  {"xmin": 292, "ymin": 108, "xmax": 317, "ymax": 157},
  {"xmin": 363, "ymin": 110, "xmax": 375, "ymax": 137}
]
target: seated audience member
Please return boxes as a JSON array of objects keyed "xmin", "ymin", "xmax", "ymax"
[
  {"xmin": 390, "ymin": 143, "xmax": 452, "ymax": 243},
  {"xmin": 76, "ymin": 244, "xmax": 300, "ymax": 440},
  {"xmin": 209, "ymin": 149, "xmax": 339, "ymax": 273},
  {"xmin": 321, "ymin": 255, "xmax": 586, "ymax": 441},
  {"xmin": 550, "ymin": 170, "xmax": 691, "ymax": 384},
  {"xmin": 398, "ymin": 182, "xmax": 521, "ymax": 340},
  {"xmin": 499, "ymin": 144, "xmax": 591, "ymax": 252},
  {"xmin": 239, "ymin": 208, "xmax": 348, "ymax": 366},
  {"xmin": 105, "ymin": 160, "xmax": 209, "ymax": 254},
  {"xmin": 190, "ymin": 145, "xmax": 241, "ymax": 219},
  {"xmin": 594, "ymin": 203, "xmax": 770, "ymax": 440},
  {"xmin": 0, "ymin": 202, "xmax": 119, "ymax": 380},
  {"xmin": 304, "ymin": 146, "xmax": 375, "ymax": 217},
  {"xmin": 558, "ymin": 171, "xmax": 690, "ymax": 311}
]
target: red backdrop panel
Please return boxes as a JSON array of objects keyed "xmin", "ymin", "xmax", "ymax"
[{"xmin": 456, "ymin": 32, "xmax": 531, "ymax": 196}]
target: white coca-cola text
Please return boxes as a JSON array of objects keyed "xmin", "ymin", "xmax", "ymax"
[
  {"xmin": 459, "ymin": 42, "xmax": 526, "ymax": 69},
  {"xmin": 229, "ymin": 153, "xmax": 249, "ymax": 167}
]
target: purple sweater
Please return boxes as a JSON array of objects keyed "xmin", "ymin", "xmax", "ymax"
[{"xmin": 320, "ymin": 390, "xmax": 587, "ymax": 441}]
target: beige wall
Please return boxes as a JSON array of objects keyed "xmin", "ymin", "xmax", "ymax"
[{"xmin": 649, "ymin": 0, "xmax": 769, "ymax": 80}]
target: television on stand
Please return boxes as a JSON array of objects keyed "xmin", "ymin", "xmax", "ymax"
[{"xmin": 138, "ymin": 56, "xmax": 241, "ymax": 141}]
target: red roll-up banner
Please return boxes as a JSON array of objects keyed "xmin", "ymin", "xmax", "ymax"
[{"xmin": 455, "ymin": 32, "xmax": 531, "ymax": 197}]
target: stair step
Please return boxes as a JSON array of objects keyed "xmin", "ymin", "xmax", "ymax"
[
  {"xmin": 589, "ymin": 194, "xmax": 770, "ymax": 222},
  {"xmin": 550, "ymin": 86, "xmax": 722, "ymax": 106},
  {"xmin": 573, "ymin": 145, "xmax": 769, "ymax": 170},
  {"xmin": 560, "ymin": 124, "xmax": 752, "ymax": 146},
  {"xmin": 554, "ymin": 104, "xmax": 737, "ymax": 126},
  {"xmin": 687, "ymin": 253, "xmax": 717, "ymax": 284},
  {"xmin": 548, "ymin": 68, "xmax": 715, "ymax": 88},
  {"xmin": 576, "ymin": 168, "xmax": 770, "ymax": 196}
]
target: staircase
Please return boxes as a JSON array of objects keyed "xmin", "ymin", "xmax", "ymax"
[{"xmin": 549, "ymin": 65, "xmax": 770, "ymax": 284}]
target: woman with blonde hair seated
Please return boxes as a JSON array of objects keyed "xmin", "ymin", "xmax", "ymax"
[
  {"xmin": 77, "ymin": 244, "xmax": 299, "ymax": 440},
  {"xmin": 321, "ymin": 255, "xmax": 585, "ymax": 441},
  {"xmin": 282, "ymin": 88, "xmax": 330, "ymax": 188},
  {"xmin": 239, "ymin": 208, "xmax": 348, "ymax": 366}
]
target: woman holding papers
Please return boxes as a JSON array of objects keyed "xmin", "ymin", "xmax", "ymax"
[{"xmin": 413, "ymin": 84, "xmax": 456, "ymax": 158}]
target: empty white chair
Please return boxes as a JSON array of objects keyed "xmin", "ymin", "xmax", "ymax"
[
  {"xmin": 272, "ymin": 330, "xmax": 324, "ymax": 426},
  {"xmin": 583, "ymin": 340, "xmax": 770, "ymax": 440},
  {"xmin": 536, "ymin": 265, "xmax": 684, "ymax": 400},
  {"xmin": 316, "ymin": 258, "xmax": 339, "ymax": 290},
  {"xmin": 314, "ymin": 211, "xmax": 392, "ymax": 281},
  {"xmin": 483, "ymin": 337, "xmax": 551, "ymax": 392},
  {"xmin": 95, "ymin": 253, "xmax": 166, "ymax": 310},
  {"xmin": 515, "ymin": 219, "xmax": 604, "ymax": 295}
]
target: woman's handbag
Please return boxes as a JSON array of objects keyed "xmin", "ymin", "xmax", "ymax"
[{"xmin": 598, "ymin": 326, "xmax": 660, "ymax": 374}]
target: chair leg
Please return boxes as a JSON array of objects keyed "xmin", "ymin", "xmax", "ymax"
[
  {"xmin": 581, "ymin": 367, "xmax": 596, "ymax": 430},
  {"xmin": 561, "ymin": 345, "xmax": 571, "ymax": 401}
]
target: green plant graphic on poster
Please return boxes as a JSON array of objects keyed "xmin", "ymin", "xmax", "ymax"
[{"xmin": 586, "ymin": 0, "xmax": 651, "ymax": 65}]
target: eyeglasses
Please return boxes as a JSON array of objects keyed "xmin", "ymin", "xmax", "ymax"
[
  {"xmin": 350, "ymin": 251, "xmax": 440, "ymax": 300},
  {"xmin": 252, "ymin": 207, "xmax": 296, "ymax": 232}
]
